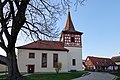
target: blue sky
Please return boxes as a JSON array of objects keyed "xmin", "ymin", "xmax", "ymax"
[
  {"xmin": 1, "ymin": 0, "xmax": 120, "ymax": 60},
  {"xmin": 57, "ymin": 0, "xmax": 120, "ymax": 59}
]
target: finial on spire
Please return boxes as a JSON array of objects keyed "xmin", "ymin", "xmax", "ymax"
[{"xmin": 68, "ymin": 0, "xmax": 70, "ymax": 12}]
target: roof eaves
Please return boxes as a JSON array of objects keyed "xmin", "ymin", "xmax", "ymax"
[{"xmin": 17, "ymin": 47, "xmax": 69, "ymax": 52}]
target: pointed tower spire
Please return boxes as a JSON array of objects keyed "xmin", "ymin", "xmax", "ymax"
[
  {"xmin": 60, "ymin": 2, "xmax": 83, "ymax": 42},
  {"xmin": 64, "ymin": 8, "xmax": 75, "ymax": 32}
]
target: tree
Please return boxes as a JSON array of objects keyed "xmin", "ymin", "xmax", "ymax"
[{"xmin": 0, "ymin": 0, "xmax": 85, "ymax": 80}]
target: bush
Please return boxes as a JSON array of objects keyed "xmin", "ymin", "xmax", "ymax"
[{"xmin": 54, "ymin": 62, "xmax": 62, "ymax": 74}]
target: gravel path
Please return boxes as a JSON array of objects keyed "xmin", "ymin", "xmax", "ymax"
[{"xmin": 72, "ymin": 72, "xmax": 118, "ymax": 80}]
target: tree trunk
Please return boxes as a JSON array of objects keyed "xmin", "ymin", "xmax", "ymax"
[{"xmin": 7, "ymin": 49, "xmax": 21, "ymax": 80}]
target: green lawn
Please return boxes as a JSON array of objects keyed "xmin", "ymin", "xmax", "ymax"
[
  {"xmin": 0, "ymin": 74, "xmax": 7, "ymax": 80},
  {"xmin": 0, "ymin": 71, "xmax": 88, "ymax": 80},
  {"xmin": 26, "ymin": 71, "xmax": 88, "ymax": 80},
  {"xmin": 111, "ymin": 72, "xmax": 120, "ymax": 80}
]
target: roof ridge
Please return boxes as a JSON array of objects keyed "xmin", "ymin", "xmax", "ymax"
[
  {"xmin": 112, "ymin": 56, "xmax": 120, "ymax": 58},
  {"xmin": 17, "ymin": 40, "xmax": 61, "ymax": 47},
  {"xmin": 88, "ymin": 56, "xmax": 110, "ymax": 59}
]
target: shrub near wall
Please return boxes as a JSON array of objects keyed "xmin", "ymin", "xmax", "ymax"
[{"xmin": 55, "ymin": 62, "xmax": 62, "ymax": 74}]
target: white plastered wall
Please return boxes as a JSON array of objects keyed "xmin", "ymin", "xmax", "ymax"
[
  {"xmin": 0, "ymin": 64, "xmax": 7, "ymax": 72},
  {"xmin": 115, "ymin": 62, "xmax": 120, "ymax": 65},
  {"xmin": 17, "ymin": 49, "xmax": 68, "ymax": 73},
  {"xmin": 65, "ymin": 47, "xmax": 82, "ymax": 71}
]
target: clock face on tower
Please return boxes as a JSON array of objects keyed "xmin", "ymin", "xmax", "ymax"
[{"xmin": 64, "ymin": 34, "xmax": 81, "ymax": 47}]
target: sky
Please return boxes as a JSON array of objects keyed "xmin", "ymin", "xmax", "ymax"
[
  {"xmin": 1, "ymin": 0, "xmax": 120, "ymax": 60},
  {"xmin": 56, "ymin": 0, "xmax": 120, "ymax": 59}
]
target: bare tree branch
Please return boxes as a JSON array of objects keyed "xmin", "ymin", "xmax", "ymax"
[
  {"xmin": 0, "ymin": 31, "xmax": 7, "ymax": 52},
  {"xmin": 0, "ymin": 0, "xmax": 86, "ymax": 79},
  {"xmin": 8, "ymin": 0, "xmax": 15, "ymax": 20}
]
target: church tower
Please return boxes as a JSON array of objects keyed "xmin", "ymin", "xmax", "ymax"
[{"xmin": 60, "ymin": 9, "xmax": 83, "ymax": 71}]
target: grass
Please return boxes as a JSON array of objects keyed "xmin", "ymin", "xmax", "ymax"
[
  {"xmin": 111, "ymin": 72, "xmax": 120, "ymax": 80},
  {"xmin": 0, "ymin": 74, "xmax": 8, "ymax": 80},
  {"xmin": 26, "ymin": 71, "xmax": 88, "ymax": 80},
  {"xmin": 0, "ymin": 71, "xmax": 88, "ymax": 80}
]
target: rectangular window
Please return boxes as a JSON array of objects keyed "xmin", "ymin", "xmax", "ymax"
[
  {"xmin": 71, "ymin": 37, "xmax": 75, "ymax": 42},
  {"xmin": 53, "ymin": 54, "xmax": 58, "ymax": 67},
  {"xmin": 29, "ymin": 53, "xmax": 35, "ymax": 58},
  {"xmin": 42, "ymin": 53, "xmax": 47, "ymax": 68},
  {"xmin": 72, "ymin": 59, "xmax": 76, "ymax": 66}
]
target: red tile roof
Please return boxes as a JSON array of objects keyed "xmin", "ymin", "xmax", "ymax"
[
  {"xmin": 17, "ymin": 40, "xmax": 69, "ymax": 51},
  {"xmin": 86, "ymin": 56, "xmax": 116, "ymax": 66},
  {"xmin": 0, "ymin": 60, "xmax": 6, "ymax": 65},
  {"xmin": 112, "ymin": 56, "xmax": 120, "ymax": 62}
]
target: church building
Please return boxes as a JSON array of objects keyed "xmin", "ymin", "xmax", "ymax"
[{"xmin": 17, "ymin": 10, "xmax": 83, "ymax": 73}]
